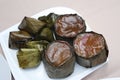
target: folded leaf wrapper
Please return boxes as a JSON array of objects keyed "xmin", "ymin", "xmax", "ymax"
[
  {"xmin": 73, "ymin": 31, "xmax": 109, "ymax": 68},
  {"xmin": 17, "ymin": 48, "xmax": 41, "ymax": 68},
  {"xmin": 9, "ymin": 31, "xmax": 33, "ymax": 49},
  {"xmin": 42, "ymin": 41, "xmax": 75, "ymax": 78}
]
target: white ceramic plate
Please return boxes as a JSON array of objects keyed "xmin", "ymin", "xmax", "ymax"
[
  {"xmin": 0, "ymin": 7, "xmax": 108, "ymax": 80},
  {"xmin": 0, "ymin": 54, "xmax": 11, "ymax": 80}
]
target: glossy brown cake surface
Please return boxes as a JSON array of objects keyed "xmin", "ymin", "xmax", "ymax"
[
  {"xmin": 55, "ymin": 14, "xmax": 86, "ymax": 38},
  {"xmin": 74, "ymin": 32, "xmax": 105, "ymax": 58},
  {"xmin": 45, "ymin": 41, "xmax": 72, "ymax": 67}
]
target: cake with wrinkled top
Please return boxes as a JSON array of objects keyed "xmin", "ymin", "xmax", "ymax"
[
  {"xmin": 43, "ymin": 40, "xmax": 75, "ymax": 78},
  {"xmin": 73, "ymin": 31, "xmax": 108, "ymax": 68},
  {"xmin": 54, "ymin": 14, "xmax": 86, "ymax": 44}
]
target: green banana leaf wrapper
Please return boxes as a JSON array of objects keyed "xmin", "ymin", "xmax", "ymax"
[
  {"xmin": 18, "ymin": 16, "xmax": 45, "ymax": 35},
  {"xmin": 42, "ymin": 41, "xmax": 75, "ymax": 78},
  {"xmin": 17, "ymin": 48, "xmax": 41, "ymax": 68},
  {"xmin": 35, "ymin": 28, "xmax": 55, "ymax": 42},
  {"xmin": 38, "ymin": 13, "xmax": 59, "ymax": 29},
  {"xmin": 9, "ymin": 31, "xmax": 33, "ymax": 49},
  {"xmin": 26, "ymin": 40, "xmax": 49, "ymax": 51}
]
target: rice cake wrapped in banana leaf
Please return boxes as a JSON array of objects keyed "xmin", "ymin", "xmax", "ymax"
[
  {"xmin": 18, "ymin": 16, "xmax": 45, "ymax": 35},
  {"xmin": 73, "ymin": 31, "xmax": 109, "ymax": 68},
  {"xmin": 38, "ymin": 13, "xmax": 59, "ymax": 29},
  {"xmin": 17, "ymin": 48, "xmax": 41, "ymax": 68},
  {"xmin": 43, "ymin": 40, "xmax": 75, "ymax": 78},
  {"xmin": 35, "ymin": 28, "xmax": 55, "ymax": 42},
  {"xmin": 54, "ymin": 14, "xmax": 86, "ymax": 45},
  {"xmin": 26, "ymin": 40, "xmax": 49, "ymax": 51},
  {"xmin": 9, "ymin": 31, "xmax": 32, "ymax": 49}
]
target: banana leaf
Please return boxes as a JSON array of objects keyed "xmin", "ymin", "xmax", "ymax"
[
  {"xmin": 9, "ymin": 31, "xmax": 32, "ymax": 49},
  {"xmin": 26, "ymin": 40, "xmax": 49, "ymax": 51},
  {"xmin": 18, "ymin": 16, "xmax": 45, "ymax": 35},
  {"xmin": 35, "ymin": 28, "xmax": 55, "ymax": 42},
  {"xmin": 38, "ymin": 13, "xmax": 59, "ymax": 28},
  {"xmin": 17, "ymin": 48, "xmax": 41, "ymax": 68}
]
